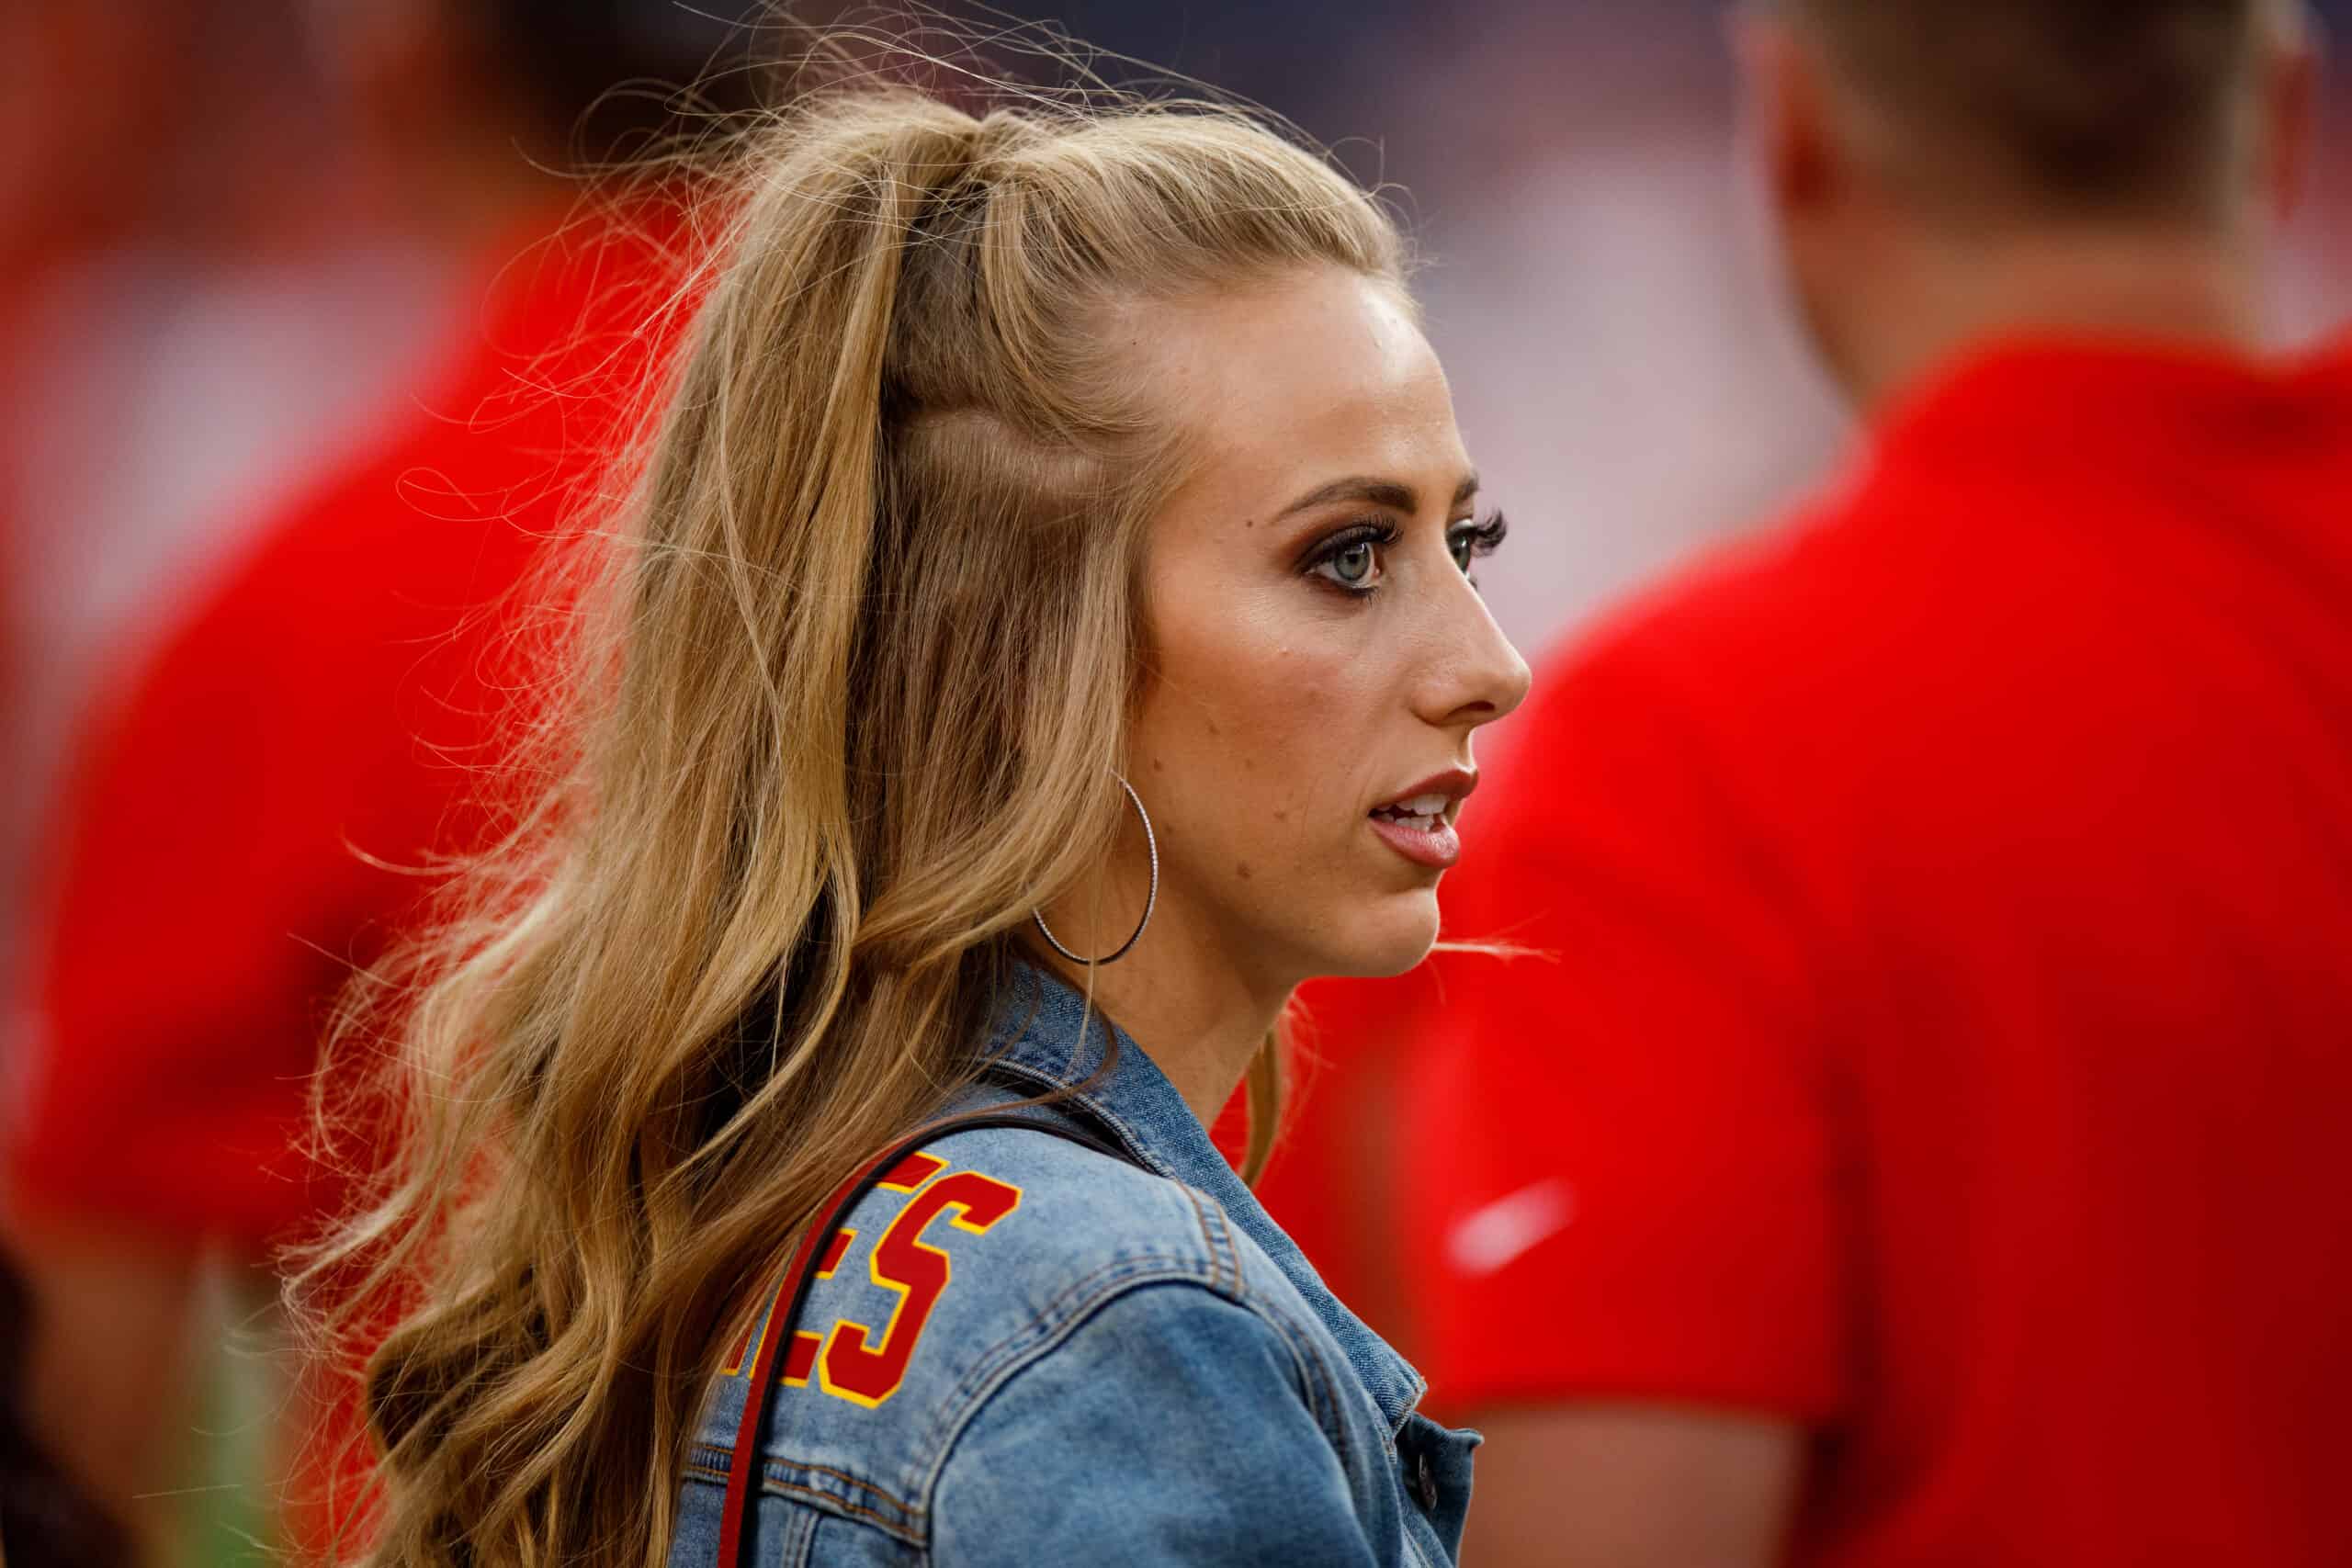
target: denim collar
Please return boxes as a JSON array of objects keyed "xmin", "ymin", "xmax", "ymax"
[{"xmin": 968, "ymin": 961, "xmax": 1427, "ymax": 1436}]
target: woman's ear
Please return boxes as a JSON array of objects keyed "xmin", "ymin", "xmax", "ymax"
[
  {"xmin": 2256, "ymin": 6, "xmax": 2321, "ymax": 223},
  {"xmin": 1730, "ymin": 6, "xmax": 1842, "ymax": 225}
]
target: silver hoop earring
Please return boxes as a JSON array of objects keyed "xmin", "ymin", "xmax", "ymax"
[{"xmin": 1033, "ymin": 774, "xmax": 1159, "ymax": 966}]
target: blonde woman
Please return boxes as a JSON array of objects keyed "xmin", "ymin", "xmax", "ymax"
[{"xmin": 309, "ymin": 83, "xmax": 1529, "ymax": 1568}]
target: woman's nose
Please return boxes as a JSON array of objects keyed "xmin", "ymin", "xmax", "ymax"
[{"xmin": 1425, "ymin": 580, "xmax": 1531, "ymax": 729}]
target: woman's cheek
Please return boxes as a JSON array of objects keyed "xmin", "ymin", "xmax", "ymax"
[
  {"xmin": 1148, "ymin": 591, "xmax": 1376, "ymax": 874},
  {"xmin": 1240, "ymin": 659, "xmax": 1382, "ymax": 865}
]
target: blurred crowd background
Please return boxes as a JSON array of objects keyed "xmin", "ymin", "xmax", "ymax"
[{"xmin": 1, "ymin": 2, "xmax": 2346, "ymax": 1564}]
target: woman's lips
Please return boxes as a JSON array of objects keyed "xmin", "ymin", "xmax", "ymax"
[{"xmin": 1368, "ymin": 811, "xmax": 1462, "ymax": 870}]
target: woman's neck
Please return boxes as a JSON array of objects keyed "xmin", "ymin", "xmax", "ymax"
[{"xmin": 1031, "ymin": 898, "xmax": 1291, "ymax": 1128}]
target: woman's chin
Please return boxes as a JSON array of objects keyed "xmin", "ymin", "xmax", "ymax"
[{"xmin": 1313, "ymin": 888, "xmax": 1442, "ymax": 980}]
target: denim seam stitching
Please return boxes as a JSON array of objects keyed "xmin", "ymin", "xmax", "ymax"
[
  {"xmin": 916, "ymin": 1251, "xmax": 1224, "ymax": 1454},
  {"xmin": 788, "ymin": 1504, "xmax": 823, "ymax": 1568},
  {"xmin": 692, "ymin": 1253, "xmax": 1215, "ymax": 1545},
  {"xmin": 1252, "ymin": 1299, "xmax": 1351, "ymax": 1472},
  {"xmin": 683, "ymin": 1453, "xmax": 922, "ymax": 1543},
  {"xmin": 981, "ymin": 1059, "xmax": 1178, "ymax": 1180},
  {"xmin": 911, "ymin": 1265, "xmax": 1261, "ymax": 1534},
  {"xmin": 1181, "ymin": 1182, "xmax": 1231, "ymax": 1293}
]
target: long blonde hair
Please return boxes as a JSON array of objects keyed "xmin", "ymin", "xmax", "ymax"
[{"xmin": 297, "ymin": 81, "xmax": 1406, "ymax": 1568}]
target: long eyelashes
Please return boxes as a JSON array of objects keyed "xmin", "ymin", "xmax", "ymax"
[
  {"xmin": 1450, "ymin": 511, "xmax": 1509, "ymax": 564},
  {"xmin": 1304, "ymin": 521, "xmax": 1403, "ymax": 594},
  {"xmin": 1301, "ymin": 512, "xmax": 1510, "ymax": 599}
]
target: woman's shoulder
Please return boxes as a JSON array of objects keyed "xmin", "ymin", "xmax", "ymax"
[
  {"xmin": 904, "ymin": 1113, "xmax": 1228, "ymax": 1258},
  {"xmin": 808, "ymin": 1115, "xmax": 1290, "ymax": 1376},
  {"xmin": 678, "ymin": 1121, "xmax": 1327, "ymax": 1556}
]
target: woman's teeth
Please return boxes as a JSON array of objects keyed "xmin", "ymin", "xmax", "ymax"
[{"xmin": 1373, "ymin": 793, "xmax": 1451, "ymax": 829}]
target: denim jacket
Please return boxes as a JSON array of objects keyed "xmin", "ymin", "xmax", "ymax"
[{"xmin": 666, "ymin": 964, "xmax": 1477, "ymax": 1567}]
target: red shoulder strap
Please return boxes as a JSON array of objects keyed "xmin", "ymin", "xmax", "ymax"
[{"xmin": 712, "ymin": 1111, "xmax": 1136, "ymax": 1567}]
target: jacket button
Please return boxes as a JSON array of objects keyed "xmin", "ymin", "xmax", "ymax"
[{"xmin": 1413, "ymin": 1452, "xmax": 1440, "ymax": 1512}]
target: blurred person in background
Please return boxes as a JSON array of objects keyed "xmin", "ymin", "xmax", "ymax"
[
  {"xmin": 1239, "ymin": 0, "xmax": 1856, "ymax": 1348},
  {"xmin": 0, "ymin": 6, "xmax": 457, "ymax": 1560},
  {"xmin": 1391, "ymin": 1, "xmax": 2352, "ymax": 1565},
  {"xmin": 0, "ymin": 0, "xmax": 462, "ymax": 986},
  {"xmin": 0, "ymin": 0, "xmax": 187, "ymax": 297},
  {"xmin": 0, "ymin": 1, "xmax": 768, "ymax": 1561},
  {"xmin": 0, "ymin": 1247, "xmax": 132, "ymax": 1568}
]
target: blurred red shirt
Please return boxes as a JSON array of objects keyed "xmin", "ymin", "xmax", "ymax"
[
  {"xmin": 9, "ymin": 209, "xmax": 685, "ymax": 1252},
  {"xmin": 1397, "ymin": 336, "xmax": 2352, "ymax": 1565}
]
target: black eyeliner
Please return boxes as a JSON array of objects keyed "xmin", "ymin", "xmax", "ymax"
[
  {"xmin": 1448, "ymin": 510, "xmax": 1509, "ymax": 558},
  {"xmin": 1298, "ymin": 519, "xmax": 1401, "ymax": 599},
  {"xmin": 1299, "ymin": 518, "xmax": 1402, "ymax": 570}
]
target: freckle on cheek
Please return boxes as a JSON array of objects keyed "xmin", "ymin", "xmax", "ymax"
[
  {"xmin": 1206, "ymin": 720, "xmax": 1221, "ymax": 737},
  {"xmin": 1273, "ymin": 809, "xmax": 1288, "ymax": 823},
  {"xmin": 1237, "ymin": 862, "xmax": 1253, "ymax": 881}
]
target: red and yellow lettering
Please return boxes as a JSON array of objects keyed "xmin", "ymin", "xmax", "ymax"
[
  {"xmin": 780, "ymin": 1329, "xmax": 822, "ymax": 1387},
  {"xmin": 876, "ymin": 1151, "xmax": 947, "ymax": 1191},
  {"xmin": 817, "ymin": 1169, "xmax": 1024, "ymax": 1408},
  {"xmin": 744, "ymin": 1155, "xmax": 1024, "ymax": 1407},
  {"xmin": 724, "ymin": 1224, "xmax": 854, "ymax": 1377},
  {"xmin": 778, "ymin": 1226, "xmax": 854, "ymax": 1387}
]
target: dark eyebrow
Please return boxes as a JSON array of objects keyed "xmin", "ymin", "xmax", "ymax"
[{"xmin": 1275, "ymin": 470, "xmax": 1482, "ymax": 520}]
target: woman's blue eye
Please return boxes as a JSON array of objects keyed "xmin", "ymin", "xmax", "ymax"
[
  {"xmin": 1448, "ymin": 513, "xmax": 1510, "ymax": 578},
  {"xmin": 1307, "ymin": 526, "xmax": 1393, "ymax": 593}
]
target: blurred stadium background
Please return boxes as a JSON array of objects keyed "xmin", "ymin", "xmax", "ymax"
[{"xmin": 2, "ymin": 3, "xmax": 2346, "ymax": 1562}]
